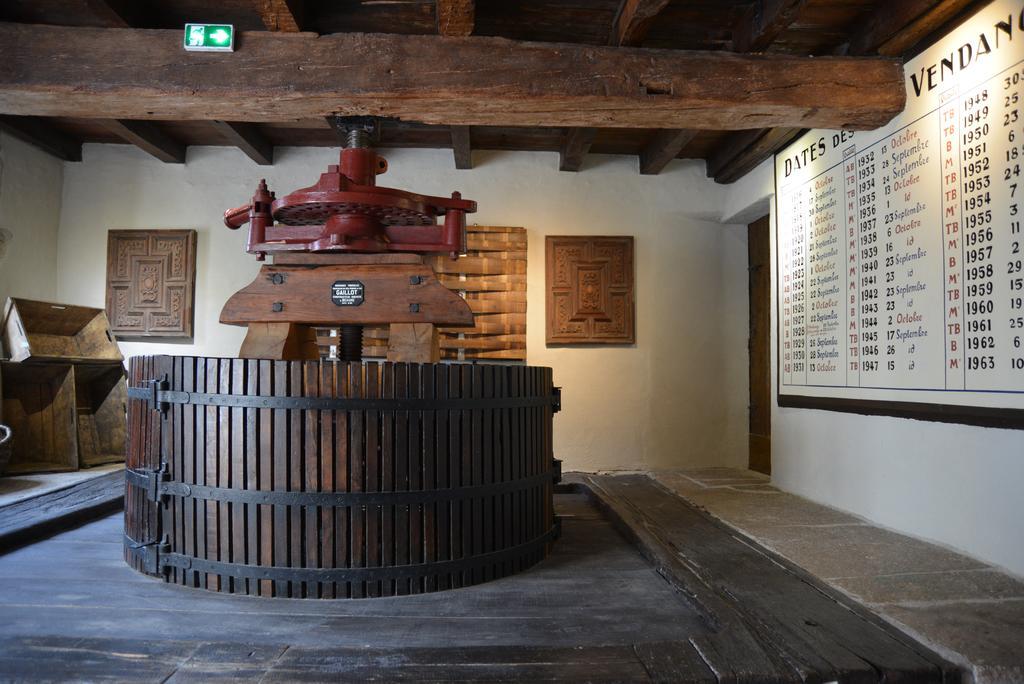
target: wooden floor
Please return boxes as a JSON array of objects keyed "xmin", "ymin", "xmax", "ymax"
[
  {"xmin": 0, "ymin": 480, "xmax": 959, "ymax": 682},
  {"xmin": 0, "ymin": 469, "xmax": 123, "ymax": 554},
  {"xmin": 0, "ymin": 492, "xmax": 711, "ymax": 681}
]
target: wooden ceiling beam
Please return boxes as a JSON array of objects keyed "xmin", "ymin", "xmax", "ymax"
[
  {"xmin": 709, "ymin": 0, "xmax": 971, "ymax": 182},
  {"xmin": 437, "ymin": 0, "xmax": 475, "ymax": 37},
  {"xmin": 0, "ymin": 24, "xmax": 906, "ymax": 132},
  {"xmin": 559, "ymin": 128, "xmax": 597, "ymax": 172},
  {"xmin": 211, "ymin": 120, "xmax": 273, "ymax": 165},
  {"xmin": 708, "ymin": 127, "xmax": 802, "ymax": 184},
  {"xmin": 0, "ymin": 116, "xmax": 82, "ymax": 162},
  {"xmin": 610, "ymin": 0, "xmax": 672, "ymax": 46},
  {"xmin": 103, "ymin": 120, "xmax": 185, "ymax": 163},
  {"xmin": 451, "ymin": 125, "xmax": 472, "ymax": 169},
  {"xmin": 258, "ymin": 0, "xmax": 304, "ymax": 32},
  {"xmin": 731, "ymin": 0, "xmax": 808, "ymax": 53},
  {"xmin": 639, "ymin": 129, "xmax": 697, "ymax": 175},
  {"xmin": 845, "ymin": 0, "xmax": 977, "ymax": 57}
]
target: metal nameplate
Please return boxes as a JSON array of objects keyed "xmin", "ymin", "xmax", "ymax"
[{"xmin": 331, "ymin": 280, "xmax": 364, "ymax": 306}]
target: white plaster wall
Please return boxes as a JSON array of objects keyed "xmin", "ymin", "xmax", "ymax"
[
  {"xmin": 56, "ymin": 144, "xmax": 749, "ymax": 472},
  {"xmin": 0, "ymin": 132, "xmax": 63, "ymax": 306},
  {"xmin": 727, "ymin": 158, "xmax": 1024, "ymax": 577},
  {"xmin": 772, "ymin": 407, "xmax": 1024, "ymax": 576}
]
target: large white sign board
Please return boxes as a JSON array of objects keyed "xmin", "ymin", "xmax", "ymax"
[{"xmin": 775, "ymin": 0, "xmax": 1024, "ymax": 424}]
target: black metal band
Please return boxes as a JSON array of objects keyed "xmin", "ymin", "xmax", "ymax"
[
  {"xmin": 126, "ymin": 468, "xmax": 556, "ymax": 506},
  {"xmin": 125, "ymin": 466, "xmax": 164, "ymax": 501},
  {"xmin": 127, "ymin": 386, "xmax": 559, "ymax": 412},
  {"xmin": 126, "ymin": 523, "xmax": 559, "ymax": 584},
  {"xmin": 124, "ymin": 467, "xmax": 149, "ymax": 491},
  {"xmin": 124, "ymin": 534, "xmax": 161, "ymax": 575}
]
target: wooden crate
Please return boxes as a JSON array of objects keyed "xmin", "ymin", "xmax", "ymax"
[
  {"xmin": 74, "ymin": 364, "xmax": 127, "ymax": 467},
  {"xmin": 0, "ymin": 368, "xmax": 9, "ymax": 475},
  {"xmin": 0, "ymin": 361, "xmax": 79, "ymax": 474},
  {"xmin": 2, "ymin": 297, "xmax": 123, "ymax": 364}
]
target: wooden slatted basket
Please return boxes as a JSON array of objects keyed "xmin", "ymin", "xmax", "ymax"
[{"xmin": 124, "ymin": 356, "xmax": 560, "ymax": 598}]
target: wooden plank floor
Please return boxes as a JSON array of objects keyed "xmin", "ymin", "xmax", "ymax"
[
  {"xmin": 0, "ymin": 480, "xmax": 960, "ymax": 681},
  {"xmin": 0, "ymin": 492, "xmax": 713, "ymax": 681}
]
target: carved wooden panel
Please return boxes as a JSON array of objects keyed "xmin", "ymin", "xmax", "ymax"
[
  {"xmin": 105, "ymin": 229, "xmax": 197, "ymax": 338},
  {"xmin": 546, "ymin": 235, "xmax": 634, "ymax": 345}
]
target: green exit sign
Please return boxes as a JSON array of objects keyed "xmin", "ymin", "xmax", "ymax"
[{"xmin": 184, "ymin": 23, "xmax": 234, "ymax": 52}]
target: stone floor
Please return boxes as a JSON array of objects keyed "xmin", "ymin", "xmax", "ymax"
[
  {"xmin": 0, "ymin": 464, "xmax": 124, "ymax": 508},
  {"xmin": 650, "ymin": 468, "xmax": 1024, "ymax": 684}
]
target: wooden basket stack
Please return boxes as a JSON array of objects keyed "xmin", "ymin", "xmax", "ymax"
[
  {"xmin": 0, "ymin": 298, "xmax": 127, "ymax": 475},
  {"xmin": 316, "ymin": 226, "xmax": 528, "ymax": 362}
]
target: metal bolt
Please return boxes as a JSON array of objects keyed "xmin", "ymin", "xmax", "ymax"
[
  {"xmin": 410, "ymin": 275, "xmax": 423, "ymax": 285},
  {"xmin": 271, "ymin": 273, "xmax": 285, "ymax": 284},
  {"xmin": 272, "ymin": 302, "xmax": 284, "ymax": 312},
  {"xmin": 409, "ymin": 303, "xmax": 420, "ymax": 313}
]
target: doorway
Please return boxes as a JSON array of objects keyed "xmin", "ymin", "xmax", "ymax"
[{"xmin": 748, "ymin": 216, "xmax": 771, "ymax": 474}]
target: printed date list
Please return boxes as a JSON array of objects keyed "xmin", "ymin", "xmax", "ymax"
[{"xmin": 777, "ymin": 59, "xmax": 1024, "ymax": 395}]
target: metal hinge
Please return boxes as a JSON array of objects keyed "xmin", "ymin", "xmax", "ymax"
[
  {"xmin": 552, "ymin": 387, "xmax": 562, "ymax": 414},
  {"xmin": 124, "ymin": 534, "xmax": 169, "ymax": 575},
  {"xmin": 126, "ymin": 463, "xmax": 169, "ymax": 502},
  {"xmin": 552, "ymin": 458, "xmax": 562, "ymax": 484},
  {"xmin": 149, "ymin": 376, "xmax": 170, "ymax": 414}
]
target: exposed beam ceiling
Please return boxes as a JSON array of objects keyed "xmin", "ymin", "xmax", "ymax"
[
  {"xmin": 639, "ymin": 129, "xmax": 698, "ymax": 175},
  {"xmin": 103, "ymin": 119, "xmax": 185, "ymax": 163},
  {"xmin": 0, "ymin": 24, "xmax": 906, "ymax": 132},
  {"xmin": 559, "ymin": 128, "xmax": 597, "ymax": 172},
  {"xmin": 710, "ymin": 0, "xmax": 980, "ymax": 183},
  {"xmin": 611, "ymin": 0, "xmax": 672, "ymax": 47},
  {"xmin": 82, "ymin": 0, "xmax": 137, "ymax": 28},
  {"xmin": 211, "ymin": 120, "xmax": 274, "ymax": 165},
  {"xmin": 0, "ymin": 116, "xmax": 83, "ymax": 161},
  {"xmin": 258, "ymin": 0, "xmax": 303, "ymax": 32},
  {"xmin": 845, "ymin": 0, "xmax": 978, "ymax": 57},
  {"xmin": 437, "ymin": 0, "xmax": 475, "ymax": 37},
  {"xmin": 708, "ymin": 127, "xmax": 802, "ymax": 184},
  {"xmin": 710, "ymin": 0, "xmax": 809, "ymax": 184},
  {"xmin": 598, "ymin": 0, "xmax": 679, "ymax": 171},
  {"xmin": 630, "ymin": 0, "xmax": 806, "ymax": 176},
  {"xmin": 451, "ymin": 125, "xmax": 472, "ymax": 169},
  {"xmin": 732, "ymin": 0, "xmax": 808, "ymax": 53}
]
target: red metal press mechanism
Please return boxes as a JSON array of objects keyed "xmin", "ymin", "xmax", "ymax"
[
  {"xmin": 224, "ymin": 121, "xmax": 476, "ymax": 260},
  {"xmin": 220, "ymin": 118, "xmax": 477, "ymax": 363}
]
